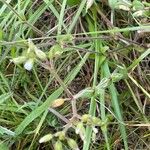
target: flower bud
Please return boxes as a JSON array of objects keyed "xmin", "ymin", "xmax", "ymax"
[
  {"xmin": 67, "ymin": 138, "xmax": 79, "ymax": 150},
  {"xmin": 39, "ymin": 134, "xmax": 53, "ymax": 143},
  {"xmin": 92, "ymin": 117, "xmax": 102, "ymax": 126},
  {"xmin": 54, "ymin": 140, "xmax": 63, "ymax": 150},
  {"xmin": 11, "ymin": 56, "xmax": 27, "ymax": 64},
  {"xmin": 81, "ymin": 114, "xmax": 90, "ymax": 123},
  {"xmin": 34, "ymin": 47, "xmax": 47, "ymax": 61},
  {"xmin": 24, "ymin": 58, "xmax": 34, "ymax": 71},
  {"xmin": 55, "ymin": 131, "xmax": 65, "ymax": 141}
]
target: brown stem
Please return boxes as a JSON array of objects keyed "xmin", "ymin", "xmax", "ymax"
[
  {"xmin": 42, "ymin": 60, "xmax": 78, "ymax": 116},
  {"xmin": 48, "ymin": 108, "xmax": 69, "ymax": 124}
]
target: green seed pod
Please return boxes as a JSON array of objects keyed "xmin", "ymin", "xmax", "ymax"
[
  {"xmin": 11, "ymin": 56, "xmax": 27, "ymax": 64},
  {"xmin": 54, "ymin": 140, "xmax": 63, "ymax": 150},
  {"xmin": 67, "ymin": 138, "xmax": 79, "ymax": 150},
  {"xmin": 39, "ymin": 134, "xmax": 53, "ymax": 143}
]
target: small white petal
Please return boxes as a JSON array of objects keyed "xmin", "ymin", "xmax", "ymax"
[
  {"xmin": 75, "ymin": 128, "xmax": 80, "ymax": 134},
  {"xmin": 24, "ymin": 59, "xmax": 34, "ymax": 71},
  {"xmin": 92, "ymin": 127, "xmax": 98, "ymax": 134}
]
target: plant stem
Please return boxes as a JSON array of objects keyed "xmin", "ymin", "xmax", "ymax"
[{"xmin": 43, "ymin": 60, "xmax": 78, "ymax": 116}]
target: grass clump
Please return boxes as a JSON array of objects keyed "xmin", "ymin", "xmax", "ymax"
[{"xmin": 0, "ymin": 0, "xmax": 150, "ymax": 149}]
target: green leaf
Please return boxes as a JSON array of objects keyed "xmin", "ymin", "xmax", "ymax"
[{"xmin": 48, "ymin": 44, "xmax": 63, "ymax": 59}]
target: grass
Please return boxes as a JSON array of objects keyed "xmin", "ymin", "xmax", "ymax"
[{"xmin": 0, "ymin": 0, "xmax": 150, "ymax": 149}]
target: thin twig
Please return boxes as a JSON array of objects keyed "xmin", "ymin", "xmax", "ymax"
[
  {"xmin": 48, "ymin": 108, "xmax": 69, "ymax": 124},
  {"xmin": 42, "ymin": 60, "xmax": 78, "ymax": 116}
]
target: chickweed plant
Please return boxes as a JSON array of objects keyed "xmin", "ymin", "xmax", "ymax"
[{"xmin": 0, "ymin": 0, "xmax": 150, "ymax": 149}]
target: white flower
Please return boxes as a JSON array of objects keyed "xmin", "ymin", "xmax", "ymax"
[{"xmin": 24, "ymin": 58, "xmax": 34, "ymax": 71}]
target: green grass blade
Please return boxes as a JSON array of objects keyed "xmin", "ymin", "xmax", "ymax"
[
  {"xmin": 128, "ymin": 48, "xmax": 150, "ymax": 71},
  {"xmin": 99, "ymin": 70, "xmax": 110, "ymax": 150},
  {"xmin": 67, "ymin": 0, "xmax": 87, "ymax": 33},
  {"xmin": 103, "ymin": 61, "xmax": 128, "ymax": 150},
  {"xmin": 57, "ymin": 0, "xmax": 67, "ymax": 35},
  {"xmin": 83, "ymin": 12, "xmax": 100, "ymax": 150}
]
